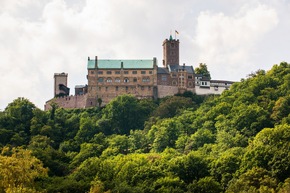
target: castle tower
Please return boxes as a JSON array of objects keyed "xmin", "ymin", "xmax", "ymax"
[
  {"xmin": 162, "ymin": 35, "xmax": 179, "ymax": 68},
  {"xmin": 54, "ymin": 72, "xmax": 69, "ymax": 97}
]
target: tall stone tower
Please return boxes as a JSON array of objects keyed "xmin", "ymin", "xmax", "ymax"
[
  {"xmin": 162, "ymin": 35, "xmax": 179, "ymax": 68},
  {"xmin": 54, "ymin": 72, "xmax": 69, "ymax": 97}
]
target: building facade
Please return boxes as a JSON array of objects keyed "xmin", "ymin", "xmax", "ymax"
[
  {"xmin": 45, "ymin": 35, "xmax": 234, "ymax": 110},
  {"xmin": 85, "ymin": 57, "xmax": 158, "ymax": 106}
]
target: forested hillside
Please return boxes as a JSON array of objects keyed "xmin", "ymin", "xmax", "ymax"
[{"xmin": 1, "ymin": 62, "xmax": 290, "ymax": 193}]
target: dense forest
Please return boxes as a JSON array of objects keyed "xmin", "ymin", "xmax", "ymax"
[{"xmin": 1, "ymin": 62, "xmax": 290, "ymax": 193}]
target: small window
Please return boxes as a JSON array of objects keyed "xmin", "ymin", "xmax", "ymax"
[
  {"xmin": 107, "ymin": 71, "xmax": 112, "ymax": 74},
  {"xmin": 172, "ymin": 73, "xmax": 177, "ymax": 78},
  {"xmin": 116, "ymin": 86, "xmax": 118, "ymax": 91},
  {"xmin": 172, "ymin": 80, "xmax": 177, "ymax": 86},
  {"xmin": 106, "ymin": 78, "xmax": 112, "ymax": 83},
  {"xmin": 99, "ymin": 87, "xmax": 101, "ymax": 91},
  {"xmin": 132, "ymin": 71, "xmax": 137, "ymax": 74},
  {"xmin": 148, "ymin": 86, "xmax": 151, "ymax": 90},
  {"xmin": 90, "ymin": 71, "xmax": 95, "ymax": 74},
  {"xmin": 133, "ymin": 78, "xmax": 137, "ymax": 82},
  {"xmin": 98, "ymin": 78, "xmax": 103, "ymax": 82},
  {"xmin": 162, "ymin": 75, "xmax": 167, "ymax": 81},
  {"xmin": 115, "ymin": 71, "xmax": 120, "ymax": 74},
  {"xmin": 98, "ymin": 71, "xmax": 103, "ymax": 74},
  {"xmin": 149, "ymin": 71, "xmax": 153, "ymax": 74},
  {"xmin": 141, "ymin": 71, "xmax": 146, "ymax": 74},
  {"xmin": 124, "ymin": 71, "xmax": 129, "ymax": 74},
  {"xmin": 126, "ymin": 86, "xmax": 128, "ymax": 91},
  {"xmin": 188, "ymin": 75, "xmax": 192, "ymax": 79},
  {"xmin": 141, "ymin": 86, "xmax": 144, "ymax": 90},
  {"xmin": 188, "ymin": 82, "xmax": 192, "ymax": 87},
  {"xmin": 142, "ymin": 77, "xmax": 150, "ymax": 82},
  {"xmin": 105, "ymin": 87, "xmax": 108, "ymax": 91},
  {"xmin": 115, "ymin": 78, "xmax": 120, "ymax": 82},
  {"xmin": 124, "ymin": 78, "xmax": 129, "ymax": 83}
]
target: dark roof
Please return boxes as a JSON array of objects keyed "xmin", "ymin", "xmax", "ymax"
[
  {"xmin": 210, "ymin": 80, "xmax": 235, "ymax": 84},
  {"xmin": 157, "ymin": 67, "xmax": 169, "ymax": 74},
  {"xmin": 200, "ymin": 77, "xmax": 211, "ymax": 81},
  {"xmin": 168, "ymin": 64, "xmax": 194, "ymax": 74},
  {"xmin": 195, "ymin": 74, "xmax": 203, "ymax": 77},
  {"xmin": 75, "ymin": 85, "xmax": 87, "ymax": 89}
]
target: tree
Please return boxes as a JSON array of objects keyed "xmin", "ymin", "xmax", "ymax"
[
  {"xmin": 195, "ymin": 63, "xmax": 211, "ymax": 79},
  {"xmin": 240, "ymin": 124, "xmax": 290, "ymax": 182},
  {"xmin": 0, "ymin": 147, "xmax": 48, "ymax": 192},
  {"xmin": 97, "ymin": 98, "xmax": 102, "ymax": 107},
  {"xmin": 187, "ymin": 176, "xmax": 222, "ymax": 193},
  {"xmin": 152, "ymin": 96, "xmax": 194, "ymax": 119},
  {"xmin": 226, "ymin": 167, "xmax": 277, "ymax": 193},
  {"xmin": 101, "ymin": 95, "xmax": 150, "ymax": 134},
  {"xmin": 168, "ymin": 152, "xmax": 209, "ymax": 184}
]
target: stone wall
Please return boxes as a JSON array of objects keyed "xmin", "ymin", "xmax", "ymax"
[
  {"xmin": 157, "ymin": 85, "xmax": 179, "ymax": 98},
  {"xmin": 195, "ymin": 86, "xmax": 228, "ymax": 95},
  {"xmin": 45, "ymin": 94, "xmax": 88, "ymax": 110}
]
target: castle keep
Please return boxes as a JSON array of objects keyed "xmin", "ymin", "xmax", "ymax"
[{"xmin": 45, "ymin": 35, "xmax": 234, "ymax": 110}]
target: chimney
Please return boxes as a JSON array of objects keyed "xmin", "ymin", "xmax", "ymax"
[{"xmin": 95, "ymin": 56, "xmax": 98, "ymax": 68}]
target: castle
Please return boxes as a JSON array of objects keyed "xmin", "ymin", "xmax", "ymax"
[{"xmin": 45, "ymin": 35, "xmax": 234, "ymax": 110}]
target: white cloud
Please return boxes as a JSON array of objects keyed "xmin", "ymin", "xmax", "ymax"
[
  {"xmin": 195, "ymin": 3, "xmax": 279, "ymax": 80},
  {"xmin": 0, "ymin": 0, "xmax": 289, "ymax": 110}
]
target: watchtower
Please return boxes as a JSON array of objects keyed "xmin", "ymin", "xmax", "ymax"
[
  {"xmin": 54, "ymin": 72, "xmax": 69, "ymax": 97},
  {"xmin": 162, "ymin": 35, "xmax": 179, "ymax": 68}
]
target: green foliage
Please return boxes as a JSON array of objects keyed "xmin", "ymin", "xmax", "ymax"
[
  {"xmin": 1, "ymin": 62, "xmax": 290, "ymax": 192},
  {"xmin": 152, "ymin": 96, "xmax": 195, "ymax": 119},
  {"xmin": 0, "ymin": 147, "xmax": 48, "ymax": 192},
  {"xmin": 101, "ymin": 95, "xmax": 156, "ymax": 135},
  {"xmin": 226, "ymin": 167, "xmax": 277, "ymax": 193},
  {"xmin": 187, "ymin": 176, "xmax": 222, "ymax": 193},
  {"xmin": 195, "ymin": 63, "xmax": 211, "ymax": 79}
]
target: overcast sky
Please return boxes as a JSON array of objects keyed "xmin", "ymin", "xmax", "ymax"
[{"xmin": 1, "ymin": 0, "xmax": 290, "ymax": 110}]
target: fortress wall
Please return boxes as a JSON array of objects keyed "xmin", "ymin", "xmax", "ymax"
[
  {"xmin": 157, "ymin": 85, "xmax": 179, "ymax": 98},
  {"xmin": 45, "ymin": 94, "xmax": 88, "ymax": 110}
]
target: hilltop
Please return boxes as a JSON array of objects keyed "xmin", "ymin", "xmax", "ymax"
[{"xmin": 1, "ymin": 62, "xmax": 290, "ymax": 192}]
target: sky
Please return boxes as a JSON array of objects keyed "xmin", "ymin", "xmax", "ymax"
[{"xmin": 0, "ymin": 0, "xmax": 290, "ymax": 110}]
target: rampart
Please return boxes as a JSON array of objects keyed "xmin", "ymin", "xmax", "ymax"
[{"xmin": 45, "ymin": 94, "xmax": 88, "ymax": 110}]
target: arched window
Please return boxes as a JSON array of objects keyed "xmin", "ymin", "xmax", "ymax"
[
  {"xmin": 172, "ymin": 80, "xmax": 177, "ymax": 86},
  {"xmin": 115, "ymin": 77, "xmax": 121, "ymax": 82},
  {"xmin": 188, "ymin": 82, "xmax": 192, "ymax": 87},
  {"xmin": 124, "ymin": 78, "xmax": 129, "ymax": 83},
  {"xmin": 133, "ymin": 78, "xmax": 137, "ymax": 82},
  {"xmin": 98, "ymin": 78, "xmax": 103, "ymax": 82},
  {"xmin": 106, "ymin": 78, "xmax": 112, "ymax": 83}
]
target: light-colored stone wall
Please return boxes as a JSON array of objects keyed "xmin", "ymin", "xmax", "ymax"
[
  {"xmin": 54, "ymin": 73, "xmax": 68, "ymax": 96},
  {"xmin": 45, "ymin": 94, "xmax": 88, "ymax": 110},
  {"xmin": 157, "ymin": 85, "xmax": 179, "ymax": 98},
  {"xmin": 195, "ymin": 86, "xmax": 229, "ymax": 95},
  {"xmin": 88, "ymin": 68, "xmax": 157, "ymax": 104}
]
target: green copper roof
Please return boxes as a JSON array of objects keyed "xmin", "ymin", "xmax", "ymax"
[{"xmin": 87, "ymin": 59, "xmax": 155, "ymax": 69}]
